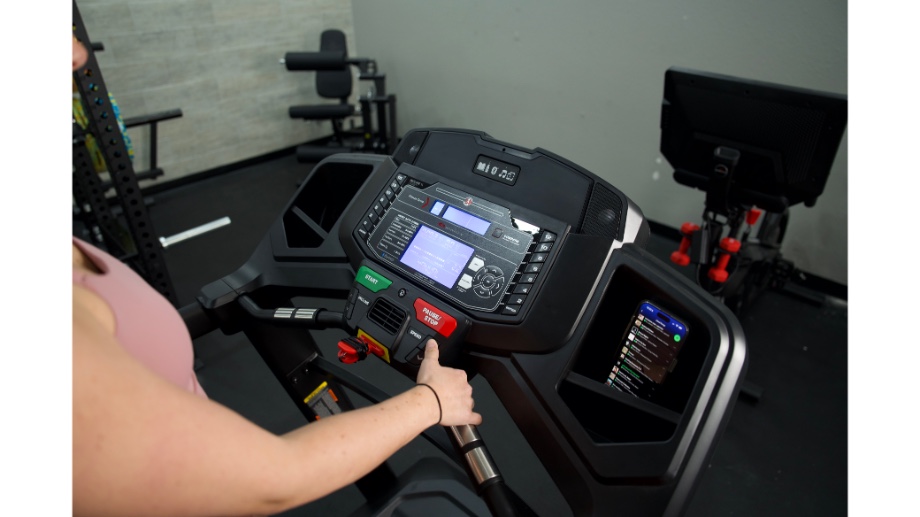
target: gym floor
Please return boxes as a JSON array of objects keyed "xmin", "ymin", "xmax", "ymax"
[{"xmin": 143, "ymin": 151, "xmax": 848, "ymax": 517}]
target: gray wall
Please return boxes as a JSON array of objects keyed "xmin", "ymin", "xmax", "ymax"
[
  {"xmin": 350, "ymin": 0, "xmax": 848, "ymax": 285},
  {"xmin": 78, "ymin": 0, "xmax": 358, "ymax": 182}
]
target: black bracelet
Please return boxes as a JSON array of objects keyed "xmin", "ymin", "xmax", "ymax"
[{"xmin": 417, "ymin": 383, "xmax": 442, "ymax": 425}]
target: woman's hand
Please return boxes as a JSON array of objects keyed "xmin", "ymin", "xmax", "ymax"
[{"xmin": 416, "ymin": 339, "xmax": 482, "ymax": 426}]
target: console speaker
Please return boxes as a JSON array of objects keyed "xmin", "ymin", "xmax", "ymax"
[{"xmin": 580, "ymin": 183, "xmax": 623, "ymax": 240}]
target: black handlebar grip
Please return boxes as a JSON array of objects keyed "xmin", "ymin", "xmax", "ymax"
[
  {"xmin": 179, "ymin": 302, "xmax": 217, "ymax": 339},
  {"xmin": 481, "ymin": 480, "xmax": 538, "ymax": 517},
  {"xmin": 283, "ymin": 50, "xmax": 348, "ymax": 71}
]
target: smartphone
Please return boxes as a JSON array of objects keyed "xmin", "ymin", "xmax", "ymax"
[{"xmin": 605, "ymin": 300, "xmax": 690, "ymax": 406}]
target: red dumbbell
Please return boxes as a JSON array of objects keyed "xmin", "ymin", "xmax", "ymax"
[
  {"xmin": 707, "ymin": 237, "xmax": 741, "ymax": 283},
  {"xmin": 670, "ymin": 222, "xmax": 700, "ymax": 266}
]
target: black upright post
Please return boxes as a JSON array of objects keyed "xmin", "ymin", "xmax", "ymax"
[
  {"xmin": 72, "ymin": 1, "xmax": 179, "ymax": 307},
  {"xmin": 73, "ymin": 123, "xmax": 132, "ymax": 258}
]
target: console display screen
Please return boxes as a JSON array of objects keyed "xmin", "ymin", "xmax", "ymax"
[
  {"xmin": 429, "ymin": 200, "xmax": 446, "ymax": 216},
  {"xmin": 443, "ymin": 206, "xmax": 491, "ymax": 235},
  {"xmin": 399, "ymin": 225, "xmax": 475, "ymax": 289},
  {"xmin": 605, "ymin": 301, "xmax": 689, "ymax": 405}
]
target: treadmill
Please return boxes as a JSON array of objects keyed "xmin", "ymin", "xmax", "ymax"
[{"xmin": 186, "ymin": 128, "xmax": 747, "ymax": 516}]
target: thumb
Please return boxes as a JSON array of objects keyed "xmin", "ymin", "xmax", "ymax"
[{"xmin": 423, "ymin": 339, "xmax": 440, "ymax": 364}]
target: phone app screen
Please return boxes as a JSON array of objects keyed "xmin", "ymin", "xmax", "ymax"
[{"xmin": 605, "ymin": 301, "xmax": 689, "ymax": 404}]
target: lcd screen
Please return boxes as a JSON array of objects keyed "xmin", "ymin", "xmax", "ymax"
[
  {"xmin": 430, "ymin": 200, "xmax": 446, "ymax": 216},
  {"xmin": 400, "ymin": 225, "xmax": 475, "ymax": 288},
  {"xmin": 443, "ymin": 206, "xmax": 491, "ymax": 235}
]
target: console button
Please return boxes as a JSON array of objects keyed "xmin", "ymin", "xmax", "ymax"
[
  {"xmin": 367, "ymin": 211, "xmax": 379, "ymax": 223},
  {"xmin": 507, "ymin": 294, "xmax": 527, "ymax": 306},
  {"xmin": 401, "ymin": 326, "xmax": 428, "ymax": 351},
  {"xmin": 356, "ymin": 265, "xmax": 392, "ymax": 293},
  {"xmin": 535, "ymin": 242, "xmax": 553, "ymax": 253},
  {"xmin": 468, "ymin": 257, "xmax": 485, "ymax": 272},
  {"xmin": 530, "ymin": 253, "xmax": 547, "ymax": 263},
  {"xmin": 396, "ymin": 173, "xmax": 407, "ymax": 185},
  {"xmin": 385, "ymin": 188, "xmax": 395, "ymax": 200},
  {"xmin": 413, "ymin": 299, "xmax": 458, "ymax": 337},
  {"xmin": 405, "ymin": 343, "xmax": 426, "ymax": 366},
  {"xmin": 513, "ymin": 284, "xmax": 532, "ymax": 295},
  {"xmin": 524, "ymin": 263, "xmax": 543, "ymax": 274},
  {"xmin": 540, "ymin": 231, "xmax": 557, "ymax": 243},
  {"xmin": 473, "ymin": 266, "xmax": 505, "ymax": 296},
  {"xmin": 519, "ymin": 274, "xmax": 537, "ymax": 284},
  {"xmin": 390, "ymin": 181, "xmax": 400, "ymax": 191},
  {"xmin": 501, "ymin": 305, "xmax": 521, "ymax": 316}
]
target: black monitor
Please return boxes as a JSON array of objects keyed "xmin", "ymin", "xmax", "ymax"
[{"xmin": 660, "ymin": 66, "xmax": 847, "ymax": 213}]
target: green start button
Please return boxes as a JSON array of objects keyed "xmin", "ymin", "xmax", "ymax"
[{"xmin": 356, "ymin": 265, "xmax": 392, "ymax": 293}]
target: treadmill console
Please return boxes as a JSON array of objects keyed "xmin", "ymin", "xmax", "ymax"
[{"xmin": 353, "ymin": 169, "xmax": 564, "ymax": 317}]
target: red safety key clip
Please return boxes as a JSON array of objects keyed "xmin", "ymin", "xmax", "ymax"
[{"xmin": 337, "ymin": 336, "xmax": 385, "ymax": 364}]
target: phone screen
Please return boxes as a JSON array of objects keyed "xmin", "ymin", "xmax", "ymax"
[{"xmin": 605, "ymin": 301, "xmax": 689, "ymax": 405}]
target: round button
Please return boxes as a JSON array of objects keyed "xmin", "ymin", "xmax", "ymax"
[
  {"xmin": 398, "ymin": 288, "xmax": 407, "ymax": 298},
  {"xmin": 488, "ymin": 277, "xmax": 504, "ymax": 295}
]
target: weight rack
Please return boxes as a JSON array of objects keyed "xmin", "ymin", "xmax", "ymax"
[{"xmin": 72, "ymin": 0, "xmax": 178, "ymax": 307}]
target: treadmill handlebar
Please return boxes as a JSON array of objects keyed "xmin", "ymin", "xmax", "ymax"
[{"xmin": 237, "ymin": 295, "xmax": 345, "ymax": 330}]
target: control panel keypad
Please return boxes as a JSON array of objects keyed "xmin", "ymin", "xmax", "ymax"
[
  {"xmin": 357, "ymin": 173, "xmax": 415, "ymax": 246},
  {"xmin": 501, "ymin": 231, "xmax": 557, "ymax": 316},
  {"xmin": 355, "ymin": 171, "xmax": 561, "ymax": 320},
  {"xmin": 472, "ymin": 265, "xmax": 506, "ymax": 298}
]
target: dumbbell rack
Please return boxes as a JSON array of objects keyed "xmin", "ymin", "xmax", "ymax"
[{"xmin": 72, "ymin": 0, "xmax": 178, "ymax": 307}]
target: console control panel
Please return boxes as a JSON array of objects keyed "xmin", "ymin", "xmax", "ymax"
[
  {"xmin": 344, "ymin": 260, "xmax": 472, "ymax": 376},
  {"xmin": 353, "ymin": 168, "xmax": 565, "ymax": 319}
]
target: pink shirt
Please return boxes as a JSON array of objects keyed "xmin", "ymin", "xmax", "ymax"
[{"xmin": 73, "ymin": 237, "xmax": 207, "ymax": 398}]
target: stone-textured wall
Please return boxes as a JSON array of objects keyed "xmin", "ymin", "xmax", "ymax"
[{"xmin": 76, "ymin": 0, "xmax": 359, "ymax": 183}]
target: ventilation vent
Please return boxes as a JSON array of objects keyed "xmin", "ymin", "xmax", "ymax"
[{"xmin": 368, "ymin": 298, "xmax": 408, "ymax": 335}]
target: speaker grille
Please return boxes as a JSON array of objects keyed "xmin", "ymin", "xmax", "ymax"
[
  {"xmin": 368, "ymin": 298, "xmax": 407, "ymax": 335},
  {"xmin": 580, "ymin": 183, "xmax": 623, "ymax": 240}
]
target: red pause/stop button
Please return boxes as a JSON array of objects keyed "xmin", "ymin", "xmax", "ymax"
[{"xmin": 413, "ymin": 299, "xmax": 457, "ymax": 337}]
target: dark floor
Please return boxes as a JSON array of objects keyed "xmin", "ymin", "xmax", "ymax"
[{"xmin": 140, "ymin": 152, "xmax": 847, "ymax": 517}]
